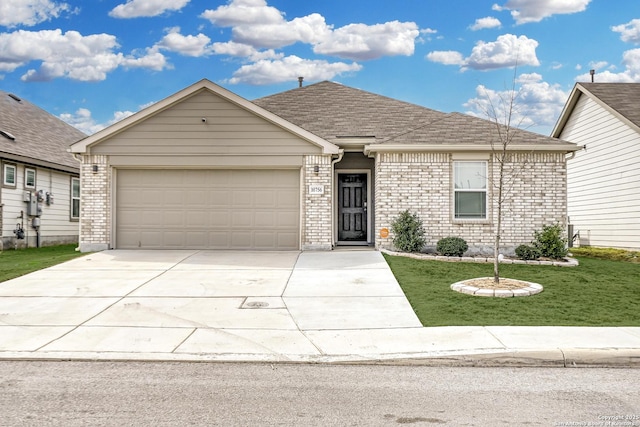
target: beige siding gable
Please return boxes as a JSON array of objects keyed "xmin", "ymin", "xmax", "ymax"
[
  {"xmin": 562, "ymin": 94, "xmax": 640, "ymax": 249},
  {"xmin": 91, "ymin": 90, "xmax": 323, "ymax": 157}
]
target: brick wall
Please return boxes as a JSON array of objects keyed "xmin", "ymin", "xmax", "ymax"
[
  {"xmin": 374, "ymin": 151, "xmax": 567, "ymax": 255},
  {"xmin": 78, "ymin": 155, "xmax": 110, "ymax": 252},
  {"xmin": 301, "ymin": 155, "xmax": 333, "ymax": 250}
]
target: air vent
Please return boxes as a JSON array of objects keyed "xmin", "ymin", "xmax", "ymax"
[
  {"xmin": 0, "ymin": 130, "xmax": 16, "ymax": 141},
  {"xmin": 8, "ymin": 93, "xmax": 21, "ymax": 102}
]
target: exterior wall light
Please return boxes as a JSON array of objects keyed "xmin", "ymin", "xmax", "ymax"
[
  {"xmin": 92, "ymin": 164, "xmax": 98, "ymax": 173},
  {"xmin": 314, "ymin": 165, "xmax": 319, "ymax": 174}
]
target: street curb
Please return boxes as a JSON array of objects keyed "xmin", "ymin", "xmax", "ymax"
[
  {"xmin": 353, "ymin": 349, "xmax": 640, "ymax": 368},
  {"xmin": 2, "ymin": 349, "xmax": 639, "ymax": 368}
]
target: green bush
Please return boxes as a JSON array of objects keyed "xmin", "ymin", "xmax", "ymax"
[
  {"xmin": 391, "ymin": 210, "xmax": 426, "ymax": 252},
  {"xmin": 570, "ymin": 247, "xmax": 640, "ymax": 263},
  {"xmin": 436, "ymin": 237, "xmax": 468, "ymax": 257},
  {"xmin": 533, "ymin": 223, "xmax": 568, "ymax": 260},
  {"xmin": 515, "ymin": 244, "xmax": 541, "ymax": 260}
]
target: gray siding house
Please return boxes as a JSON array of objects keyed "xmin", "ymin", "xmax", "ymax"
[
  {"xmin": 70, "ymin": 79, "xmax": 578, "ymax": 254},
  {"xmin": 1, "ymin": 91, "xmax": 85, "ymax": 250},
  {"xmin": 553, "ymin": 83, "xmax": 640, "ymax": 250}
]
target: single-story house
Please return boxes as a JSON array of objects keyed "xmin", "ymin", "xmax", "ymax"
[
  {"xmin": 552, "ymin": 82, "xmax": 640, "ymax": 250},
  {"xmin": 1, "ymin": 90, "xmax": 86, "ymax": 250},
  {"xmin": 70, "ymin": 79, "xmax": 578, "ymax": 254}
]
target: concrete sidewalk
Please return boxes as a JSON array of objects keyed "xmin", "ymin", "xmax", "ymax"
[{"xmin": 0, "ymin": 250, "xmax": 639, "ymax": 367}]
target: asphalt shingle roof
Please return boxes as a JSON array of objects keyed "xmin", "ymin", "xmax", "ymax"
[
  {"xmin": 579, "ymin": 83, "xmax": 640, "ymax": 128},
  {"xmin": 0, "ymin": 90, "xmax": 85, "ymax": 171},
  {"xmin": 255, "ymin": 81, "xmax": 569, "ymax": 147},
  {"xmin": 254, "ymin": 81, "xmax": 447, "ymax": 143}
]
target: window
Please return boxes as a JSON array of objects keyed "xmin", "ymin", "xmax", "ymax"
[
  {"xmin": 71, "ymin": 177, "xmax": 80, "ymax": 219},
  {"xmin": 25, "ymin": 168, "xmax": 36, "ymax": 189},
  {"xmin": 454, "ymin": 161, "xmax": 487, "ymax": 219},
  {"xmin": 3, "ymin": 164, "xmax": 16, "ymax": 187}
]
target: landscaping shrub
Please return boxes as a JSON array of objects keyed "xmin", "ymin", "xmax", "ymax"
[
  {"xmin": 436, "ymin": 237, "xmax": 468, "ymax": 257},
  {"xmin": 570, "ymin": 247, "xmax": 640, "ymax": 263},
  {"xmin": 533, "ymin": 223, "xmax": 568, "ymax": 259},
  {"xmin": 515, "ymin": 244, "xmax": 540, "ymax": 261},
  {"xmin": 390, "ymin": 210, "xmax": 426, "ymax": 252}
]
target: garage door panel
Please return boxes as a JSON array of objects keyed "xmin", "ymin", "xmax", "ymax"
[{"xmin": 116, "ymin": 169, "xmax": 299, "ymax": 250}]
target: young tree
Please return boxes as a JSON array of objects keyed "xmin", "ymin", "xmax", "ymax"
[{"xmin": 471, "ymin": 68, "xmax": 530, "ymax": 284}]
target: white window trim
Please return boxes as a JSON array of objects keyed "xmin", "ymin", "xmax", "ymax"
[
  {"xmin": 452, "ymin": 160, "xmax": 489, "ymax": 221},
  {"xmin": 71, "ymin": 177, "xmax": 80, "ymax": 220},
  {"xmin": 3, "ymin": 163, "xmax": 16, "ymax": 187},
  {"xmin": 25, "ymin": 167, "xmax": 36, "ymax": 189}
]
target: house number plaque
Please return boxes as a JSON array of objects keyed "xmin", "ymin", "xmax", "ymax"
[{"xmin": 309, "ymin": 185, "xmax": 324, "ymax": 195}]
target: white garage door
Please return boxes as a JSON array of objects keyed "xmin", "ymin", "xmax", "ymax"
[{"xmin": 116, "ymin": 169, "xmax": 300, "ymax": 250}]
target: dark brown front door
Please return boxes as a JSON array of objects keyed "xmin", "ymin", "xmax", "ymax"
[{"xmin": 338, "ymin": 173, "xmax": 367, "ymax": 243}]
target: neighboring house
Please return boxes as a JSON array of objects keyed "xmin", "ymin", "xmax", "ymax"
[
  {"xmin": 0, "ymin": 90, "xmax": 86, "ymax": 250},
  {"xmin": 69, "ymin": 79, "xmax": 578, "ymax": 254},
  {"xmin": 552, "ymin": 83, "xmax": 640, "ymax": 250}
]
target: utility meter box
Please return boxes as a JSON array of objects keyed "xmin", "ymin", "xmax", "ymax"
[{"xmin": 25, "ymin": 193, "xmax": 40, "ymax": 216}]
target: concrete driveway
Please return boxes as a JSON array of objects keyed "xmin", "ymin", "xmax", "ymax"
[{"xmin": 0, "ymin": 249, "xmax": 426, "ymax": 360}]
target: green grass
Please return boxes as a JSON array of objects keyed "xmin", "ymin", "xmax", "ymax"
[
  {"xmin": 384, "ymin": 254, "xmax": 640, "ymax": 327},
  {"xmin": 0, "ymin": 244, "xmax": 86, "ymax": 282}
]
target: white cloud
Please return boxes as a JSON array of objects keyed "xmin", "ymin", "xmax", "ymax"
[
  {"xmin": 612, "ymin": 19, "xmax": 640, "ymax": 44},
  {"xmin": 588, "ymin": 60, "xmax": 608, "ymax": 70},
  {"xmin": 109, "ymin": 0, "xmax": 190, "ymax": 19},
  {"xmin": 464, "ymin": 73, "xmax": 569, "ymax": 132},
  {"xmin": 426, "ymin": 50, "xmax": 465, "ymax": 65},
  {"xmin": 470, "ymin": 17, "xmax": 502, "ymax": 31},
  {"xmin": 211, "ymin": 41, "xmax": 282, "ymax": 61},
  {"xmin": 201, "ymin": 0, "xmax": 420, "ymax": 60},
  {"xmin": 200, "ymin": 0, "xmax": 283, "ymax": 27},
  {"xmin": 156, "ymin": 27, "xmax": 212, "ymax": 56},
  {"xmin": 465, "ymin": 34, "xmax": 539, "ymax": 70},
  {"xmin": 0, "ymin": 0, "xmax": 74, "ymax": 28},
  {"xmin": 0, "ymin": 29, "xmax": 168, "ymax": 81},
  {"xmin": 576, "ymin": 48, "xmax": 640, "ymax": 82},
  {"xmin": 428, "ymin": 34, "xmax": 539, "ymax": 71},
  {"xmin": 313, "ymin": 21, "xmax": 420, "ymax": 60},
  {"xmin": 59, "ymin": 107, "xmax": 135, "ymax": 135},
  {"xmin": 225, "ymin": 55, "xmax": 362, "ymax": 85},
  {"xmin": 232, "ymin": 13, "xmax": 332, "ymax": 49},
  {"xmin": 494, "ymin": 0, "xmax": 591, "ymax": 25}
]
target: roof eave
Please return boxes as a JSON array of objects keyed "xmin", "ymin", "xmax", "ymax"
[
  {"xmin": 69, "ymin": 79, "xmax": 340, "ymax": 156},
  {"xmin": 0, "ymin": 152, "xmax": 79, "ymax": 174},
  {"xmin": 364, "ymin": 143, "xmax": 580, "ymax": 156},
  {"xmin": 551, "ymin": 83, "xmax": 584, "ymax": 138}
]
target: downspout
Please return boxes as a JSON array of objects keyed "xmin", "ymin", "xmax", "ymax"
[{"xmin": 330, "ymin": 151, "xmax": 344, "ymax": 249}]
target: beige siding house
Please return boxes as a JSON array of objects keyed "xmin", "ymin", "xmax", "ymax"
[
  {"xmin": 1, "ymin": 91, "xmax": 85, "ymax": 250},
  {"xmin": 71, "ymin": 79, "xmax": 578, "ymax": 254},
  {"xmin": 552, "ymin": 83, "xmax": 640, "ymax": 250}
]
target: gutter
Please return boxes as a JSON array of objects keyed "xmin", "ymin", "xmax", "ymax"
[{"xmin": 364, "ymin": 143, "xmax": 580, "ymax": 156}]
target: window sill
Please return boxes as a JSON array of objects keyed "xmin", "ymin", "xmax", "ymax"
[{"xmin": 452, "ymin": 218, "xmax": 491, "ymax": 225}]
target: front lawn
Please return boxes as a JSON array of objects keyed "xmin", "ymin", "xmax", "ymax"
[
  {"xmin": 384, "ymin": 254, "xmax": 640, "ymax": 326},
  {"xmin": 0, "ymin": 244, "xmax": 86, "ymax": 283}
]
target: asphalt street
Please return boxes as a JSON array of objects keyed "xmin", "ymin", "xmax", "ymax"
[{"xmin": 1, "ymin": 361, "xmax": 639, "ymax": 426}]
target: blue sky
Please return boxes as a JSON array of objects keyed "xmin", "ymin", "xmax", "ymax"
[{"xmin": 1, "ymin": 0, "xmax": 639, "ymax": 136}]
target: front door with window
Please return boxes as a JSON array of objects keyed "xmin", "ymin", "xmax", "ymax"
[{"xmin": 338, "ymin": 173, "xmax": 368, "ymax": 244}]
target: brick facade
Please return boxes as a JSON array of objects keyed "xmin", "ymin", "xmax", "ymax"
[
  {"xmin": 78, "ymin": 155, "xmax": 111, "ymax": 252},
  {"xmin": 374, "ymin": 151, "xmax": 567, "ymax": 255},
  {"xmin": 301, "ymin": 154, "xmax": 333, "ymax": 250},
  {"xmin": 76, "ymin": 151, "xmax": 567, "ymax": 254}
]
